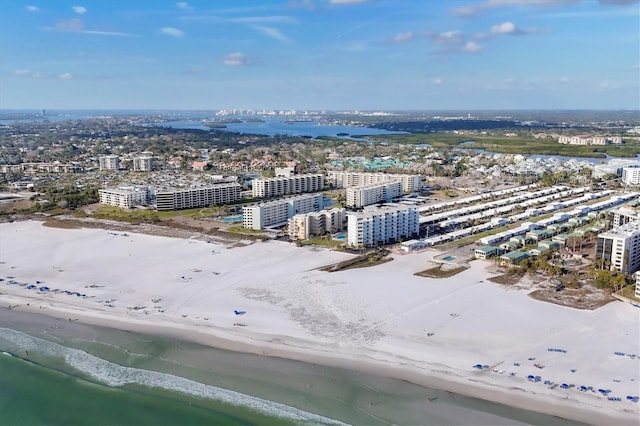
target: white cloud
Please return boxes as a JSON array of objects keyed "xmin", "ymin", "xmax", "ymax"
[
  {"xmin": 389, "ymin": 31, "xmax": 413, "ymax": 43},
  {"xmin": 491, "ymin": 21, "xmax": 522, "ymax": 34},
  {"xmin": 72, "ymin": 6, "xmax": 87, "ymax": 15},
  {"xmin": 176, "ymin": 2, "xmax": 193, "ymax": 10},
  {"xmin": 463, "ymin": 41, "xmax": 483, "ymax": 52},
  {"xmin": 13, "ymin": 69, "xmax": 42, "ymax": 78},
  {"xmin": 59, "ymin": 73, "xmax": 74, "ymax": 80},
  {"xmin": 436, "ymin": 30, "xmax": 463, "ymax": 44},
  {"xmin": 432, "ymin": 78, "xmax": 444, "ymax": 84},
  {"xmin": 598, "ymin": 80, "xmax": 621, "ymax": 90},
  {"xmin": 223, "ymin": 52, "xmax": 250, "ymax": 66},
  {"xmin": 251, "ymin": 25, "xmax": 291, "ymax": 42},
  {"xmin": 45, "ymin": 19, "xmax": 135, "ymax": 36},
  {"xmin": 160, "ymin": 27, "xmax": 184, "ymax": 38},
  {"xmin": 453, "ymin": 0, "xmax": 580, "ymax": 17},
  {"xmin": 26, "ymin": 5, "xmax": 40, "ymax": 12}
]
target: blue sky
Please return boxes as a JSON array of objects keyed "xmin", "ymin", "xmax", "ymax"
[{"xmin": 1, "ymin": 0, "xmax": 638, "ymax": 111}]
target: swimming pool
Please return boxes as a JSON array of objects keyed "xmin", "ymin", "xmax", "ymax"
[
  {"xmin": 333, "ymin": 233, "xmax": 347, "ymax": 240},
  {"xmin": 443, "ymin": 255, "xmax": 456, "ymax": 262}
]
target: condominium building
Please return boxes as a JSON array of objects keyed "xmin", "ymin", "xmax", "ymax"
[
  {"xmin": 611, "ymin": 206, "xmax": 640, "ymax": 227},
  {"xmin": 99, "ymin": 155, "xmax": 120, "ymax": 171},
  {"xmin": 155, "ymin": 183, "xmax": 241, "ymax": 211},
  {"xmin": 288, "ymin": 208, "xmax": 346, "ymax": 240},
  {"xmin": 558, "ymin": 136, "xmax": 622, "ymax": 145},
  {"xmin": 99, "ymin": 185, "xmax": 154, "ymax": 209},
  {"xmin": 346, "ymin": 181, "xmax": 402, "ymax": 208},
  {"xmin": 595, "ymin": 221, "xmax": 640, "ymax": 273},
  {"xmin": 622, "ymin": 167, "xmax": 640, "ymax": 185},
  {"xmin": 347, "ymin": 205, "xmax": 419, "ymax": 247},
  {"xmin": 251, "ymin": 174, "xmax": 324, "ymax": 198},
  {"xmin": 635, "ymin": 271, "xmax": 640, "ymax": 298},
  {"xmin": 243, "ymin": 193, "xmax": 325, "ymax": 230},
  {"xmin": 133, "ymin": 156, "xmax": 153, "ymax": 172},
  {"xmin": 327, "ymin": 171, "xmax": 421, "ymax": 193}
]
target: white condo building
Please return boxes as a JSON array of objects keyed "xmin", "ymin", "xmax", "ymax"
[
  {"xmin": 347, "ymin": 205, "xmax": 419, "ymax": 247},
  {"xmin": 288, "ymin": 208, "xmax": 346, "ymax": 240},
  {"xmin": 346, "ymin": 181, "xmax": 402, "ymax": 208},
  {"xmin": 99, "ymin": 185, "xmax": 154, "ymax": 209},
  {"xmin": 611, "ymin": 206, "xmax": 640, "ymax": 227},
  {"xmin": 133, "ymin": 156, "xmax": 153, "ymax": 172},
  {"xmin": 252, "ymin": 174, "xmax": 324, "ymax": 198},
  {"xmin": 243, "ymin": 193, "xmax": 325, "ymax": 230},
  {"xmin": 327, "ymin": 171, "xmax": 421, "ymax": 193},
  {"xmin": 155, "ymin": 183, "xmax": 241, "ymax": 211},
  {"xmin": 596, "ymin": 221, "xmax": 640, "ymax": 273},
  {"xmin": 622, "ymin": 167, "xmax": 640, "ymax": 185},
  {"xmin": 99, "ymin": 155, "xmax": 120, "ymax": 171}
]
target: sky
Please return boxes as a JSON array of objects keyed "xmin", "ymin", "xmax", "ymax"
[{"xmin": 0, "ymin": 0, "xmax": 639, "ymax": 111}]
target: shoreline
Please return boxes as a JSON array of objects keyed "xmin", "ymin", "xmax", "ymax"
[{"xmin": 0, "ymin": 220, "xmax": 638, "ymax": 425}]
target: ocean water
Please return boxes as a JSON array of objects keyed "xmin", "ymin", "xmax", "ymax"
[{"xmin": 0, "ymin": 308, "xmax": 584, "ymax": 426}]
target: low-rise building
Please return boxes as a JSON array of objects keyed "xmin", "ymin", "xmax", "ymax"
[
  {"xmin": 474, "ymin": 245, "xmax": 499, "ymax": 259},
  {"xmin": 499, "ymin": 251, "xmax": 530, "ymax": 266}
]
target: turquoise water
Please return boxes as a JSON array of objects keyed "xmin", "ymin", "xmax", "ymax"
[
  {"xmin": 0, "ymin": 353, "xmax": 280, "ymax": 426},
  {"xmin": 443, "ymin": 255, "xmax": 457, "ymax": 261},
  {"xmin": 0, "ymin": 308, "xmax": 585, "ymax": 426}
]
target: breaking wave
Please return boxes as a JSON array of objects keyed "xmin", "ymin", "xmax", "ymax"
[{"xmin": 0, "ymin": 328, "xmax": 348, "ymax": 425}]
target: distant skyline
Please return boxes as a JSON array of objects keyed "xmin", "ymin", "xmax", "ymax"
[{"xmin": 1, "ymin": 0, "xmax": 639, "ymax": 111}]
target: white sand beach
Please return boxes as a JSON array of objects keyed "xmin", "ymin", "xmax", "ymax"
[{"xmin": 0, "ymin": 220, "xmax": 638, "ymax": 424}]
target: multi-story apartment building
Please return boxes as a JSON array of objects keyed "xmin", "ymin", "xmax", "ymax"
[
  {"xmin": 347, "ymin": 205, "xmax": 419, "ymax": 247},
  {"xmin": 635, "ymin": 271, "xmax": 640, "ymax": 298},
  {"xmin": 596, "ymin": 221, "xmax": 640, "ymax": 273},
  {"xmin": 288, "ymin": 208, "xmax": 346, "ymax": 240},
  {"xmin": 622, "ymin": 167, "xmax": 640, "ymax": 185},
  {"xmin": 133, "ymin": 156, "xmax": 153, "ymax": 172},
  {"xmin": 346, "ymin": 181, "xmax": 402, "ymax": 208},
  {"xmin": 610, "ymin": 206, "xmax": 640, "ymax": 228},
  {"xmin": 99, "ymin": 155, "xmax": 120, "ymax": 171},
  {"xmin": 243, "ymin": 193, "xmax": 325, "ymax": 230},
  {"xmin": 251, "ymin": 174, "xmax": 324, "ymax": 198},
  {"xmin": 155, "ymin": 183, "xmax": 241, "ymax": 211},
  {"xmin": 327, "ymin": 171, "xmax": 421, "ymax": 193},
  {"xmin": 558, "ymin": 136, "xmax": 623, "ymax": 145},
  {"xmin": 99, "ymin": 185, "xmax": 154, "ymax": 209}
]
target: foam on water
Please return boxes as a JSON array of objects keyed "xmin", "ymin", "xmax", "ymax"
[{"xmin": 0, "ymin": 328, "xmax": 348, "ymax": 425}]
